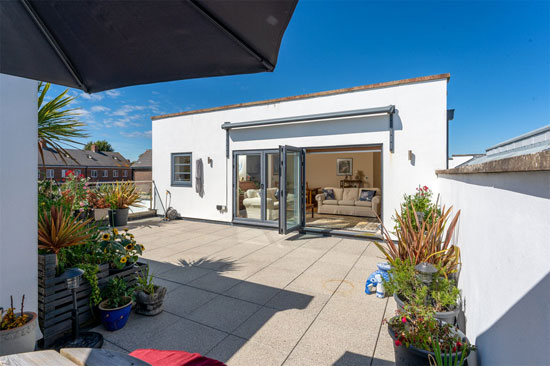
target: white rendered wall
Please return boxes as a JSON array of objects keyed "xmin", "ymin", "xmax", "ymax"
[
  {"xmin": 153, "ymin": 78, "xmax": 448, "ymax": 226},
  {"xmin": 0, "ymin": 74, "xmax": 38, "ymax": 313},
  {"xmin": 437, "ymin": 172, "xmax": 550, "ymax": 365}
]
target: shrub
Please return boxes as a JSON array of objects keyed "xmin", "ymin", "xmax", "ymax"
[
  {"xmin": 100, "ymin": 228, "xmax": 144, "ymax": 269},
  {"xmin": 102, "ymin": 277, "xmax": 134, "ymax": 309},
  {"xmin": 38, "ymin": 206, "xmax": 92, "ymax": 255}
]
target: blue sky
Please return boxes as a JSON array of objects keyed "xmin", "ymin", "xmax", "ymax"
[{"xmin": 49, "ymin": 0, "xmax": 550, "ymax": 161}]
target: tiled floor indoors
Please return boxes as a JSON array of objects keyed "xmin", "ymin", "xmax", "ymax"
[{"xmin": 92, "ymin": 218, "xmax": 396, "ymax": 366}]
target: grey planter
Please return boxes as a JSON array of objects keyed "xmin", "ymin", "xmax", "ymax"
[
  {"xmin": 109, "ymin": 208, "xmax": 129, "ymax": 227},
  {"xmin": 388, "ymin": 321, "xmax": 470, "ymax": 365},
  {"xmin": 394, "ymin": 292, "xmax": 459, "ymax": 325},
  {"xmin": 0, "ymin": 312, "xmax": 37, "ymax": 356},
  {"xmin": 135, "ymin": 286, "xmax": 167, "ymax": 316}
]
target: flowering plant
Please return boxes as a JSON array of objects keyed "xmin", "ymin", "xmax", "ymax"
[
  {"xmin": 397, "ymin": 185, "xmax": 441, "ymax": 231},
  {"xmin": 60, "ymin": 170, "xmax": 91, "ymax": 212},
  {"xmin": 100, "ymin": 228, "xmax": 144, "ymax": 269},
  {"xmin": 387, "ymin": 304, "xmax": 475, "ymax": 355}
]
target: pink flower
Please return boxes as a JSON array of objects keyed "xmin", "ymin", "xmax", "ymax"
[
  {"xmin": 395, "ymin": 340, "xmax": 401, "ymax": 347},
  {"xmin": 79, "ymin": 208, "xmax": 84, "ymax": 212},
  {"xmin": 423, "ymin": 185, "xmax": 428, "ymax": 191},
  {"xmin": 79, "ymin": 201, "xmax": 85, "ymax": 207},
  {"xmin": 401, "ymin": 316, "xmax": 407, "ymax": 324}
]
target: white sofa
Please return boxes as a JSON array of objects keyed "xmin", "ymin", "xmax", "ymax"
[
  {"xmin": 242, "ymin": 188, "xmax": 279, "ymax": 220},
  {"xmin": 316, "ymin": 187, "xmax": 381, "ymax": 217}
]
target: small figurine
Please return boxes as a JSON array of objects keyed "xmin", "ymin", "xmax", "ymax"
[{"xmin": 365, "ymin": 262, "xmax": 391, "ymax": 296}]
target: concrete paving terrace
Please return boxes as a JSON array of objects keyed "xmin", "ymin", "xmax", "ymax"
[{"xmin": 92, "ymin": 218, "xmax": 397, "ymax": 366}]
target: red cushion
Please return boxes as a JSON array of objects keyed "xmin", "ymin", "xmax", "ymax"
[{"xmin": 129, "ymin": 349, "xmax": 226, "ymax": 366}]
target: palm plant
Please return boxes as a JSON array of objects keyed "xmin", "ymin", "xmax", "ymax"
[
  {"xmin": 38, "ymin": 82, "xmax": 88, "ymax": 164},
  {"xmin": 375, "ymin": 204, "xmax": 461, "ymax": 276},
  {"xmin": 104, "ymin": 181, "xmax": 143, "ymax": 209},
  {"xmin": 38, "ymin": 206, "xmax": 92, "ymax": 255}
]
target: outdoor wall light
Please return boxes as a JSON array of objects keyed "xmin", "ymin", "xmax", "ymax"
[
  {"xmin": 208, "ymin": 157, "xmax": 213, "ymax": 165},
  {"xmin": 408, "ymin": 150, "xmax": 413, "ymax": 161},
  {"xmin": 54, "ymin": 268, "xmax": 103, "ymax": 349}
]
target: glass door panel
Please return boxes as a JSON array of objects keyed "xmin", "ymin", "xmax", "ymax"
[
  {"xmin": 264, "ymin": 153, "xmax": 280, "ymax": 222},
  {"xmin": 279, "ymin": 145, "xmax": 304, "ymax": 234},
  {"xmin": 235, "ymin": 153, "xmax": 262, "ymax": 220}
]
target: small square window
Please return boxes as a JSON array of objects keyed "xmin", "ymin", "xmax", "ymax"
[
  {"xmin": 74, "ymin": 169, "xmax": 81, "ymax": 176},
  {"xmin": 123, "ymin": 170, "xmax": 128, "ymax": 177},
  {"xmin": 91, "ymin": 170, "xmax": 97, "ymax": 178},
  {"xmin": 113, "ymin": 170, "xmax": 118, "ymax": 178},
  {"xmin": 46, "ymin": 169, "xmax": 54, "ymax": 179},
  {"xmin": 103, "ymin": 170, "xmax": 108, "ymax": 177},
  {"xmin": 172, "ymin": 153, "xmax": 192, "ymax": 186}
]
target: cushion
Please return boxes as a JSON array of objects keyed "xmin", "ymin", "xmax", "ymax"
[
  {"xmin": 245, "ymin": 189, "xmax": 259, "ymax": 198},
  {"xmin": 323, "ymin": 189, "xmax": 335, "ymax": 200},
  {"xmin": 342, "ymin": 188, "xmax": 359, "ymax": 201},
  {"xmin": 359, "ymin": 189, "xmax": 376, "ymax": 201},
  {"xmin": 338, "ymin": 200, "xmax": 355, "ymax": 206},
  {"xmin": 355, "ymin": 200, "xmax": 372, "ymax": 207},
  {"xmin": 130, "ymin": 349, "xmax": 226, "ymax": 366},
  {"xmin": 323, "ymin": 200, "xmax": 338, "ymax": 205}
]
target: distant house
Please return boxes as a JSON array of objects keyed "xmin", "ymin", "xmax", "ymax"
[
  {"xmin": 38, "ymin": 144, "xmax": 131, "ymax": 182},
  {"xmin": 132, "ymin": 149, "xmax": 152, "ymax": 194},
  {"xmin": 132, "ymin": 149, "xmax": 152, "ymax": 182}
]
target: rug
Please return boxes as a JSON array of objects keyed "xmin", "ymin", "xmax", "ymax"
[
  {"xmin": 130, "ymin": 349, "xmax": 226, "ymax": 366},
  {"xmin": 306, "ymin": 213, "xmax": 380, "ymax": 233}
]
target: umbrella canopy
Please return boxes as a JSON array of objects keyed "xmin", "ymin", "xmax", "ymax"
[{"xmin": 0, "ymin": 0, "xmax": 297, "ymax": 93}]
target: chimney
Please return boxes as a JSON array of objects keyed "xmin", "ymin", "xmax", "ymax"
[{"xmin": 90, "ymin": 144, "xmax": 98, "ymax": 153}]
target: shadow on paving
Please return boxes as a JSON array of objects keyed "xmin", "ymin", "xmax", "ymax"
[
  {"xmin": 335, "ymin": 351, "xmax": 394, "ymax": 366},
  {"xmin": 95, "ymin": 254, "xmax": 316, "ymax": 363}
]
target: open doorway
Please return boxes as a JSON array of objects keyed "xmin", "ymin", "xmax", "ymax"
[{"xmin": 304, "ymin": 146, "xmax": 382, "ymax": 234}]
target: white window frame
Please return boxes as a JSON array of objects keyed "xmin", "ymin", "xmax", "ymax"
[
  {"xmin": 123, "ymin": 170, "xmax": 128, "ymax": 177},
  {"xmin": 46, "ymin": 169, "xmax": 54, "ymax": 179},
  {"xmin": 103, "ymin": 170, "xmax": 108, "ymax": 177},
  {"xmin": 61, "ymin": 169, "xmax": 67, "ymax": 178},
  {"xmin": 91, "ymin": 170, "xmax": 98, "ymax": 178},
  {"xmin": 171, "ymin": 152, "xmax": 192, "ymax": 187},
  {"xmin": 113, "ymin": 170, "xmax": 119, "ymax": 178}
]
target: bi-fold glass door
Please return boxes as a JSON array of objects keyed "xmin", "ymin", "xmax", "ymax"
[
  {"xmin": 234, "ymin": 150, "xmax": 280, "ymax": 225},
  {"xmin": 233, "ymin": 147, "xmax": 305, "ymax": 235}
]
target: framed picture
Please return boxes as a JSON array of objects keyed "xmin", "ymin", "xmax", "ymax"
[{"xmin": 336, "ymin": 158, "xmax": 353, "ymax": 176}]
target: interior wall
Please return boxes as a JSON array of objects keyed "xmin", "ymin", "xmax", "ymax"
[
  {"xmin": 373, "ymin": 152, "xmax": 381, "ymax": 188},
  {"xmin": 305, "ymin": 151, "xmax": 381, "ymax": 189}
]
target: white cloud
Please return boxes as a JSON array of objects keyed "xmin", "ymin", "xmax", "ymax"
[
  {"xmin": 120, "ymin": 130, "xmax": 152, "ymax": 138},
  {"xmin": 79, "ymin": 92, "xmax": 104, "ymax": 101},
  {"xmin": 105, "ymin": 90, "xmax": 121, "ymax": 98},
  {"xmin": 111, "ymin": 105, "xmax": 148, "ymax": 117},
  {"xmin": 90, "ymin": 105, "xmax": 110, "ymax": 113}
]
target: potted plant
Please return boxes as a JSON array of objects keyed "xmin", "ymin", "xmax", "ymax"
[
  {"xmin": 98, "ymin": 277, "xmax": 134, "ymax": 331},
  {"xmin": 104, "ymin": 181, "xmax": 143, "ymax": 227},
  {"xmin": 87, "ymin": 185, "xmax": 111, "ymax": 221},
  {"xmin": 38, "ymin": 205, "xmax": 93, "ymax": 268},
  {"xmin": 100, "ymin": 228, "xmax": 144, "ymax": 274},
  {"xmin": 386, "ymin": 259, "xmax": 460, "ymax": 324},
  {"xmin": 135, "ymin": 266, "xmax": 167, "ymax": 316},
  {"xmin": 0, "ymin": 296, "xmax": 38, "ymax": 356},
  {"xmin": 387, "ymin": 304, "xmax": 474, "ymax": 365}
]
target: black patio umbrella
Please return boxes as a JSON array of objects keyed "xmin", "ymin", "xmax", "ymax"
[{"xmin": 0, "ymin": 0, "xmax": 297, "ymax": 93}]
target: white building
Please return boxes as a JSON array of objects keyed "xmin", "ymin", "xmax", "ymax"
[{"xmin": 152, "ymin": 74, "xmax": 451, "ymax": 235}]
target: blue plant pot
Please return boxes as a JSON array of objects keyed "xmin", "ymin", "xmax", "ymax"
[{"xmin": 98, "ymin": 297, "xmax": 132, "ymax": 331}]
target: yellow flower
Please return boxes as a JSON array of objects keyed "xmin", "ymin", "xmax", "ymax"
[
  {"xmin": 129, "ymin": 234, "xmax": 134, "ymax": 239},
  {"xmin": 140, "ymin": 245, "xmax": 145, "ymax": 251},
  {"xmin": 124, "ymin": 228, "xmax": 129, "ymax": 232},
  {"xmin": 120, "ymin": 256, "xmax": 127, "ymax": 263},
  {"xmin": 113, "ymin": 228, "xmax": 119, "ymax": 236},
  {"xmin": 103, "ymin": 249, "xmax": 107, "ymax": 253},
  {"xmin": 102, "ymin": 233, "xmax": 110, "ymax": 240},
  {"xmin": 125, "ymin": 244, "xmax": 134, "ymax": 251}
]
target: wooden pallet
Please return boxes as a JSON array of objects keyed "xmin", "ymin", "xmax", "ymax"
[{"xmin": 38, "ymin": 254, "xmax": 146, "ymax": 347}]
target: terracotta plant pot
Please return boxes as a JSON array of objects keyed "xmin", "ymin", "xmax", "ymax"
[
  {"xmin": 135, "ymin": 286, "xmax": 167, "ymax": 316},
  {"xmin": 0, "ymin": 312, "xmax": 38, "ymax": 356},
  {"xmin": 98, "ymin": 297, "xmax": 132, "ymax": 331}
]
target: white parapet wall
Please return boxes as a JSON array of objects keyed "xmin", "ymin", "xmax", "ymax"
[
  {"xmin": 153, "ymin": 75, "xmax": 449, "ymax": 226},
  {"xmin": 0, "ymin": 74, "xmax": 38, "ymax": 312},
  {"xmin": 437, "ymin": 170, "xmax": 550, "ymax": 365}
]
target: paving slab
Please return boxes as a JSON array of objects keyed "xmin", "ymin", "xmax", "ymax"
[
  {"xmin": 186, "ymin": 295, "xmax": 261, "ymax": 333},
  {"xmin": 163, "ymin": 284, "xmax": 218, "ymax": 317},
  {"xmin": 206, "ymin": 335, "xmax": 288, "ymax": 366}
]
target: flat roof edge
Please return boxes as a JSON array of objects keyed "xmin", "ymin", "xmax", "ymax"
[
  {"xmin": 151, "ymin": 73, "xmax": 450, "ymax": 121},
  {"xmin": 436, "ymin": 150, "xmax": 550, "ymax": 175},
  {"xmin": 486, "ymin": 125, "xmax": 550, "ymax": 151}
]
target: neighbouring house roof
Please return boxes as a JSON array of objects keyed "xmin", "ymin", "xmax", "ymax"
[
  {"xmin": 132, "ymin": 149, "xmax": 152, "ymax": 170},
  {"xmin": 38, "ymin": 148, "xmax": 130, "ymax": 168},
  {"xmin": 437, "ymin": 125, "xmax": 550, "ymax": 174},
  {"xmin": 151, "ymin": 73, "xmax": 451, "ymax": 120}
]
